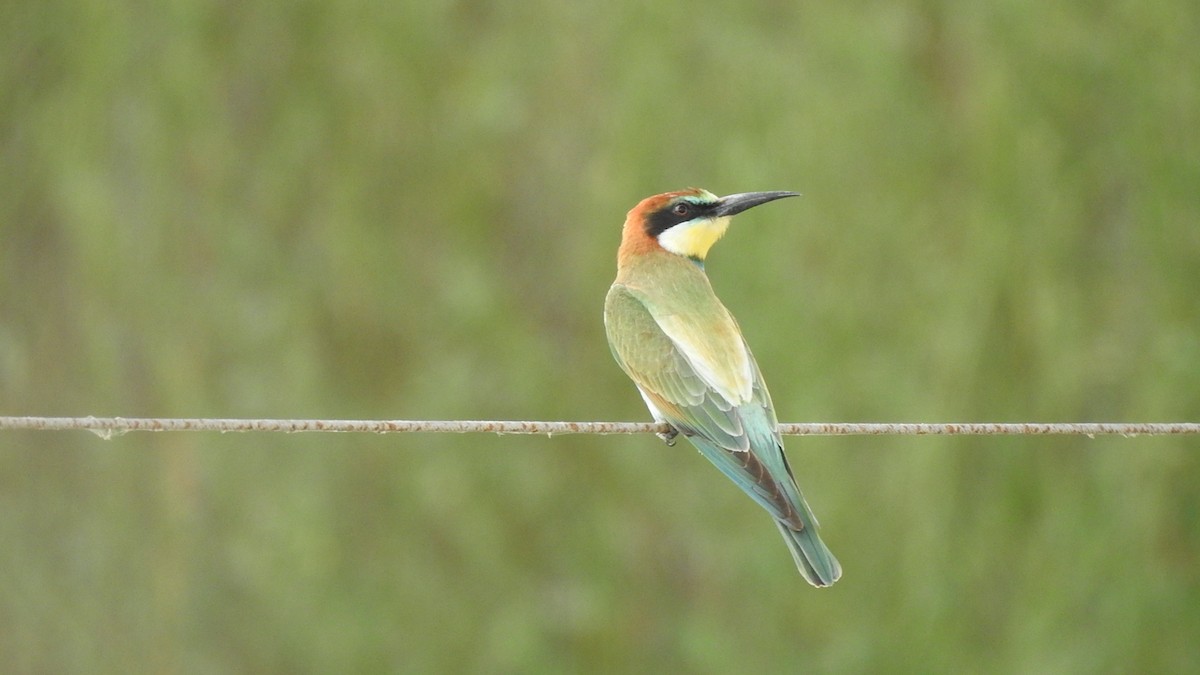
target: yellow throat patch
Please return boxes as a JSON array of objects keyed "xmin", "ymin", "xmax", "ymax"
[{"xmin": 657, "ymin": 216, "xmax": 731, "ymax": 260}]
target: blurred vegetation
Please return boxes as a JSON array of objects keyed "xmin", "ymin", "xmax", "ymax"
[{"xmin": 2, "ymin": 0, "xmax": 1199, "ymax": 672}]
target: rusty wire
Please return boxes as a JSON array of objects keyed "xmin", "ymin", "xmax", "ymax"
[{"xmin": 0, "ymin": 416, "xmax": 1197, "ymax": 438}]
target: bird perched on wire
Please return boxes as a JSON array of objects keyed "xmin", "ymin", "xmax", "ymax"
[{"xmin": 604, "ymin": 188, "xmax": 841, "ymax": 587}]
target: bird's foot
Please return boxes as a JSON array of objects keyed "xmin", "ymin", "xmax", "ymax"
[{"xmin": 656, "ymin": 424, "xmax": 680, "ymax": 446}]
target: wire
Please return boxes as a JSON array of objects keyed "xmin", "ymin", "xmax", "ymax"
[{"xmin": 0, "ymin": 416, "xmax": 1196, "ymax": 437}]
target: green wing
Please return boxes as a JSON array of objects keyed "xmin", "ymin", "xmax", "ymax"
[
  {"xmin": 605, "ymin": 281, "xmax": 841, "ymax": 585},
  {"xmin": 605, "ymin": 281, "xmax": 842, "ymax": 586},
  {"xmin": 604, "ymin": 283, "xmax": 800, "ymax": 522},
  {"xmin": 605, "ymin": 283, "xmax": 749, "ymax": 449}
]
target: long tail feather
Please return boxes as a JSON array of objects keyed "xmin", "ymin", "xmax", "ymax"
[
  {"xmin": 776, "ymin": 519, "xmax": 842, "ymax": 587},
  {"xmin": 686, "ymin": 433, "xmax": 842, "ymax": 587}
]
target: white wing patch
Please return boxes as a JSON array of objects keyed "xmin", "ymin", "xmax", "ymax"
[{"xmin": 635, "ymin": 385, "xmax": 667, "ymax": 423}]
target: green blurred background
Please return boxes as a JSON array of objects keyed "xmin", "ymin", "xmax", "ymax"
[{"xmin": 3, "ymin": 1, "xmax": 1199, "ymax": 672}]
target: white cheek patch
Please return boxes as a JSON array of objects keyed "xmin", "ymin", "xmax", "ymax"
[{"xmin": 658, "ymin": 217, "xmax": 731, "ymax": 259}]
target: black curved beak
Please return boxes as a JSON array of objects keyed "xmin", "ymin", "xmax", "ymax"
[{"xmin": 713, "ymin": 191, "xmax": 800, "ymax": 218}]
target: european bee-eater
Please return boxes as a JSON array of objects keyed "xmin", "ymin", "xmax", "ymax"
[{"xmin": 604, "ymin": 188, "xmax": 841, "ymax": 587}]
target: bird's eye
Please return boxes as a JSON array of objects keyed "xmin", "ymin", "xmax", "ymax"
[{"xmin": 672, "ymin": 203, "xmax": 690, "ymax": 217}]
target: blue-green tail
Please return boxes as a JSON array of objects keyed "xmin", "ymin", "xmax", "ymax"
[
  {"xmin": 776, "ymin": 517, "xmax": 841, "ymax": 587},
  {"xmin": 686, "ymin": 433, "xmax": 842, "ymax": 587}
]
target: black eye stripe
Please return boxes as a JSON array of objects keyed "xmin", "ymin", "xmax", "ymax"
[{"xmin": 644, "ymin": 200, "xmax": 715, "ymax": 237}]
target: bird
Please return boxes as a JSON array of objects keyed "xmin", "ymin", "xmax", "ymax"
[{"xmin": 604, "ymin": 188, "xmax": 841, "ymax": 587}]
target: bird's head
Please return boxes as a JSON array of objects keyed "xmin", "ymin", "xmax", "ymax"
[{"xmin": 619, "ymin": 188, "xmax": 799, "ymax": 264}]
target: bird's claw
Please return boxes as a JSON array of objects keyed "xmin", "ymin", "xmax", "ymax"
[{"xmin": 656, "ymin": 425, "xmax": 679, "ymax": 446}]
